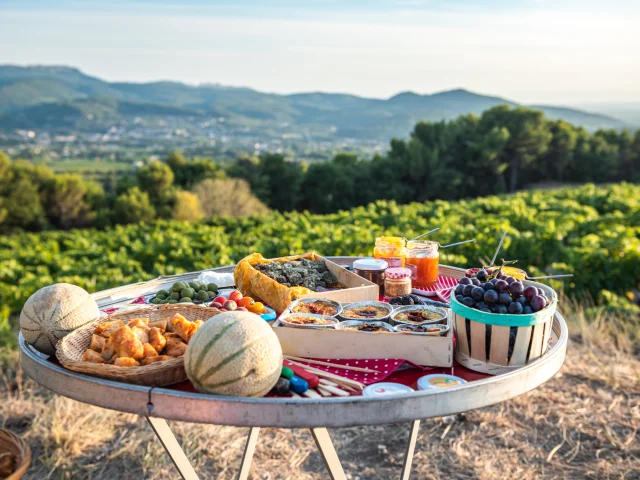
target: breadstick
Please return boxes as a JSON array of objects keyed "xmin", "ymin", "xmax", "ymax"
[{"xmin": 284, "ymin": 355, "xmax": 380, "ymax": 374}]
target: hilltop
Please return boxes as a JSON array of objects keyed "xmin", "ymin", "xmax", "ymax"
[{"xmin": 0, "ymin": 65, "xmax": 627, "ymax": 138}]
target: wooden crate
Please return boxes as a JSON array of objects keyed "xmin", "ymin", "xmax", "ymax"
[
  {"xmin": 273, "ymin": 310, "xmax": 454, "ymax": 367},
  {"xmin": 296, "ymin": 255, "xmax": 379, "ymax": 305}
]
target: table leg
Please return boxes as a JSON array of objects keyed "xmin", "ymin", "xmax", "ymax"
[
  {"xmin": 236, "ymin": 427, "xmax": 260, "ymax": 480},
  {"xmin": 310, "ymin": 428, "xmax": 347, "ymax": 480},
  {"xmin": 400, "ymin": 420, "xmax": 421, "ymax": 480},
  {"xmin": 146, "ymin": 417, "xmax": 199, "ymax": 480}
]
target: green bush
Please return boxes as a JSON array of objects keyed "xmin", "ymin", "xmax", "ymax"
[{"xmin": 0, "ymin": 183, "xmax": 638, "ymax": 317}]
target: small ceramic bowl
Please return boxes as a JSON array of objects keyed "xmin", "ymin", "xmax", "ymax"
[
  {"xmin": 393, "ymin": 323, "xmax": 450, "ymax": 336},
  {"xmin": 390, "ymin": 305, "xmax": 448, "ymax": 326},
  {"xmin": 339, "ymin": 301, "xmax": 393, "ymax": 322},
  {"xmin": 288, "ymin": 297, "xmax": 343, "ymax": 317},
  {"xmin": 278, "ymin": 313, "xmax": 338, "ymax": 329},
  {"xmin": 335, "ymin": 320, "xmax": 395, "ymax": 333}
]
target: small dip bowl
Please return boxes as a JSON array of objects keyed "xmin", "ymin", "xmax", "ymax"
[
  {"xmin": 394, "ymin": 323, "xmax": 450, "ymax": 336},
  {"xmin": 390, "ymin": 305, "xmax": 448, "ymax": 326},
  {"xmin": 278, "ymin": 313, "xmax": 338, "ymax": 329},
  {"xmin": 339, "ymin": 301, "xmax": 393, "ymax": 322},
  {"xmin": 335, "ymin": 320, "xmax": 395, "ymax": 333},
  {"xmin": 288, "ymin": 297, "xmax": 343, "ymax": 317}
]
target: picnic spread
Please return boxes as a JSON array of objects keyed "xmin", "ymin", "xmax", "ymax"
[{"xmin": 16, "ymin": 234, "xmax": 570, "ymax": 479}]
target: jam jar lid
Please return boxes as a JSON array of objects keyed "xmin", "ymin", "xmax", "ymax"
[
  {"xmin": 353, "ymin": 258, "xmax": 388, "ymax": 271},
  {"xmin": 385, "ymin": 267, "xmax": 412, "ymax": 279}
]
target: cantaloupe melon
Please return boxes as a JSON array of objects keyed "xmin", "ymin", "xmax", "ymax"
[
  {"xmin": 20, "ymin": 283, "xmax": 100, "ymax": 356},
  {"xmin": 184, "ymin": 311, "xmax": 282, "ymax": 397}
]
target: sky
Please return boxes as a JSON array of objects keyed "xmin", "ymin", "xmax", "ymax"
[{"xmin": 1, "ymin": 0, "xmax": 639, "ymax": 105}]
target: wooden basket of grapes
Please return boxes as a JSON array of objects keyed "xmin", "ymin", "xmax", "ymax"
[
  {"xmin": 56, "ymin": 304, "xmax": 220, "ymax": 386},
  {"xmin": 0, "ymin": 428, "xmax": 31, "ymax": 480},
  {"xmin": 451, "ymin": 275, "xmax": 557, "ymax": 375}
]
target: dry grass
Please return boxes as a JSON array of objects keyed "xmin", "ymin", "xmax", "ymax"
[{"xmin": 0, "ymin": 316, "xmax": 638, "ymax": 479}]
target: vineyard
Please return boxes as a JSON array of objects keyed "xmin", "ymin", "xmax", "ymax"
[{"xmin": 1, "ymin": 183, "xmax": 639, "ymax": 319}]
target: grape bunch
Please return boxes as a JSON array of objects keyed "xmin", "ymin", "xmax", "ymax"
[{"xmin": 453, "ymin": 269, "xmax": 550, "ymax": 314}]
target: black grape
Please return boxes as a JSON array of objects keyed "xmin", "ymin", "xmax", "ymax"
[
  {"xmin": 482, "ymin": 282, "xmax": 494, "ymax": 291},
  {"xmin": 523, "ymin": 286, "xmax": 538, "ymax": 302},
  {"xmin": 515, "ymin": 296, "xmax": 527, "ymax": 306},
  {"xmin": 479, "ymin": 307, "xmax": 491, "ymax": 313},
  {"xmin": 508, "ymin": 302, "xmax": 523, "ymax": 314},
  {"xmin": 499, "ymin": 292, "xmax": 512, "ymax": 305},
  {"xmin": 489, "ymin": 278, "xmax": 499, "ymax": 285},
  {"xmin": 495, "ymin": 280, "xmax": 509, "ymax": 293},
  {"xmin": 463, "ymin": 284, "xmax": 474, "ymax": 297},
  {"xmin": 456, "ymin": 294, "xmax": 465, "ymax": 303},
  {"xmin": 484, "ymin": 289, "xmax": 499, "ymax": 304},
  {"xmin": 523, "ymin": 305, "xmax": 533, "ymax": 314},
  {"xmin": 505, "ymin": 276, "xmax": 516, "ymax": 285},
  {"xmin": 537, "ymin": 287, "xmax": 546, "ymax": 296},
  {"xmin": 476, "ymin": 301, "xmax": 488, "ymax": 310},
  {"xmin": 476, "ymin": 269, "xmax": 488, "ymax": 281},
  {"xmin": 509, "ymin": 281, "xmax": 524, "ymax": 296},
  {"xmin": 531, "ymin": 295, "xmax": 546, "ymax": 312},
  {"xmin": 462, "ymin": 296, "xmax": 475, "ymax": 308},
  {"xmin": 455, "ymin": 284, "xmax": 464, "ymax": 296},
  {"xmin": 495, "ymin": 304, "xmax": 508, "ymax": 314},
  {"xmin": 459, "ymin": 277, "xmax": 472, "ymax": 285},
  {"xmin": 471, "ymin": 286, "xmax": 485, "ymax": 301},
  {"xmin": 471, "ymin": 278, "xmax": 481, "ymax": 286}
]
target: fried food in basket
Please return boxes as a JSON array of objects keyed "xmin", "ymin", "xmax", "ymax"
[
  {"xmin": 234, "ymin": 252, "xmax": 340, "ymax": 313},
  {"xmin": 141, "ymin": 355, "xmax": 171, "ymax": 366},
  {"xmin": 172, "ymin": 314, "xmax": 203, "ymax": 342},
  {"xmin": 94, "ymin": 320, "xmax": 125, "ymax": 337},
  {"xmin": 82, "ymin": 313, "xmax": 204, "ymax": 367},
  {"xmin": 149, "ymin": 327, "xmax": 166, "ymax": 353},
  {"xmin": 114, "ymin": 357, "xmax": 140, "ymax": 367}
]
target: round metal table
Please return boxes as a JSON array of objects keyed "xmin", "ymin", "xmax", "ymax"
[{"xmin": 19, "ymin": 258, "xmax": 568, "ymax": 480}]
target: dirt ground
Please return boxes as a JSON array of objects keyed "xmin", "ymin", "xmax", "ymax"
[{"xmin": 1, "ymin": 331, "xmax": 637, "ymax": 480}]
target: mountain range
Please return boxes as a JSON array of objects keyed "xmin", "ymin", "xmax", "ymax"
[{"xmin": 0, "ymin": 65, "xmax": 629, "ymax": 139}]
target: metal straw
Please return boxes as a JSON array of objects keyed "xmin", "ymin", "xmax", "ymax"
[
  {"xmin": 489, "ymin": 231, "xmax": 508, "ymax": 267},
  {"xmin": 527, "ymin": 274, "xmax": 574, "ymax": 280},
  {"xmin": 409, "ymin": 227, "xmax": 440, "ymax": 241},
  {"xmin": 439, "ymin": 238, "xmax": 476, "ymax": 249}
]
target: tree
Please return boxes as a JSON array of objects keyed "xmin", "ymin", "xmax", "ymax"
[
  {"xmin": 479, "ymin": 106, "xmax": 552, "ymax": 192},
  {"xmin": 541, "ymin": 120, "xmax": 578, "ymax": 182},
  {"xmin": 195, "ymin": 178, "xmax": 270, "ymax": 218},
  {"xmin": 258, "ymin": 153, "xmax": 303, "ymax": 211},
  {"xmin": 138, "ymin": 161, "xmax": 174, "ymax": 198},
  {"xmin": 44, "ymin": 174, "xmax": 105, "ymax": 229},
  {"xmin": 172, "ymin": 191, "xmax": 205, "ymax": 221},
  {"xmin": 113, "ymin": 187, "xmax": 155, "ymax": 224},
  {"xmin": 1, "ymin": 178, "xmax": 48, "ymax": 231}
]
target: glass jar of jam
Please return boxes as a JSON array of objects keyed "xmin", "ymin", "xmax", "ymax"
[
  {"xmin": 353, "ymin": 258, "xmax": 388, "ymax": 295},
  {"xmin": 405, "ymin": 240, "xmax": 439, "ymax": 288},
  {"xmin": 384, "ymin": 267, "xmax": 412, "ymax": 299},
  {"xmin": 373, "ymin": 236, "xmax": 406, "ymax": 268}
]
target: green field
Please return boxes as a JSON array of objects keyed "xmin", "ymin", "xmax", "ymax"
[
  {"xmin": 49, "ymin": 159, "xmax": 135, "ymax": 174},
  {"xmin": 1, "ymin": 183, "xmax": 638, "ymax": 319}
]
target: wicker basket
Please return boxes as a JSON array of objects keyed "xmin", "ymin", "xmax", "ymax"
[
  {"xmin": 0, "ymin": 428, "xmax": 31, "ymax": 480},
  {"xmin": 452, "ymin": 280, "xmax": 557, "ymax": 375},
  {"xmin": 56, "ymin": 304, "xmax": 220, "ymax": 387}
]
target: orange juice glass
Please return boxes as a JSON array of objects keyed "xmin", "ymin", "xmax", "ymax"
[{"xmin": 405, "ymin": 240, "xmax": 439, "ymax": 288}]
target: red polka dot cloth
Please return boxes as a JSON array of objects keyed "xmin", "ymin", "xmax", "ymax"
[{"xmin": 284, "ymin": 358, "xmax": 431, "ymax": 386}]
